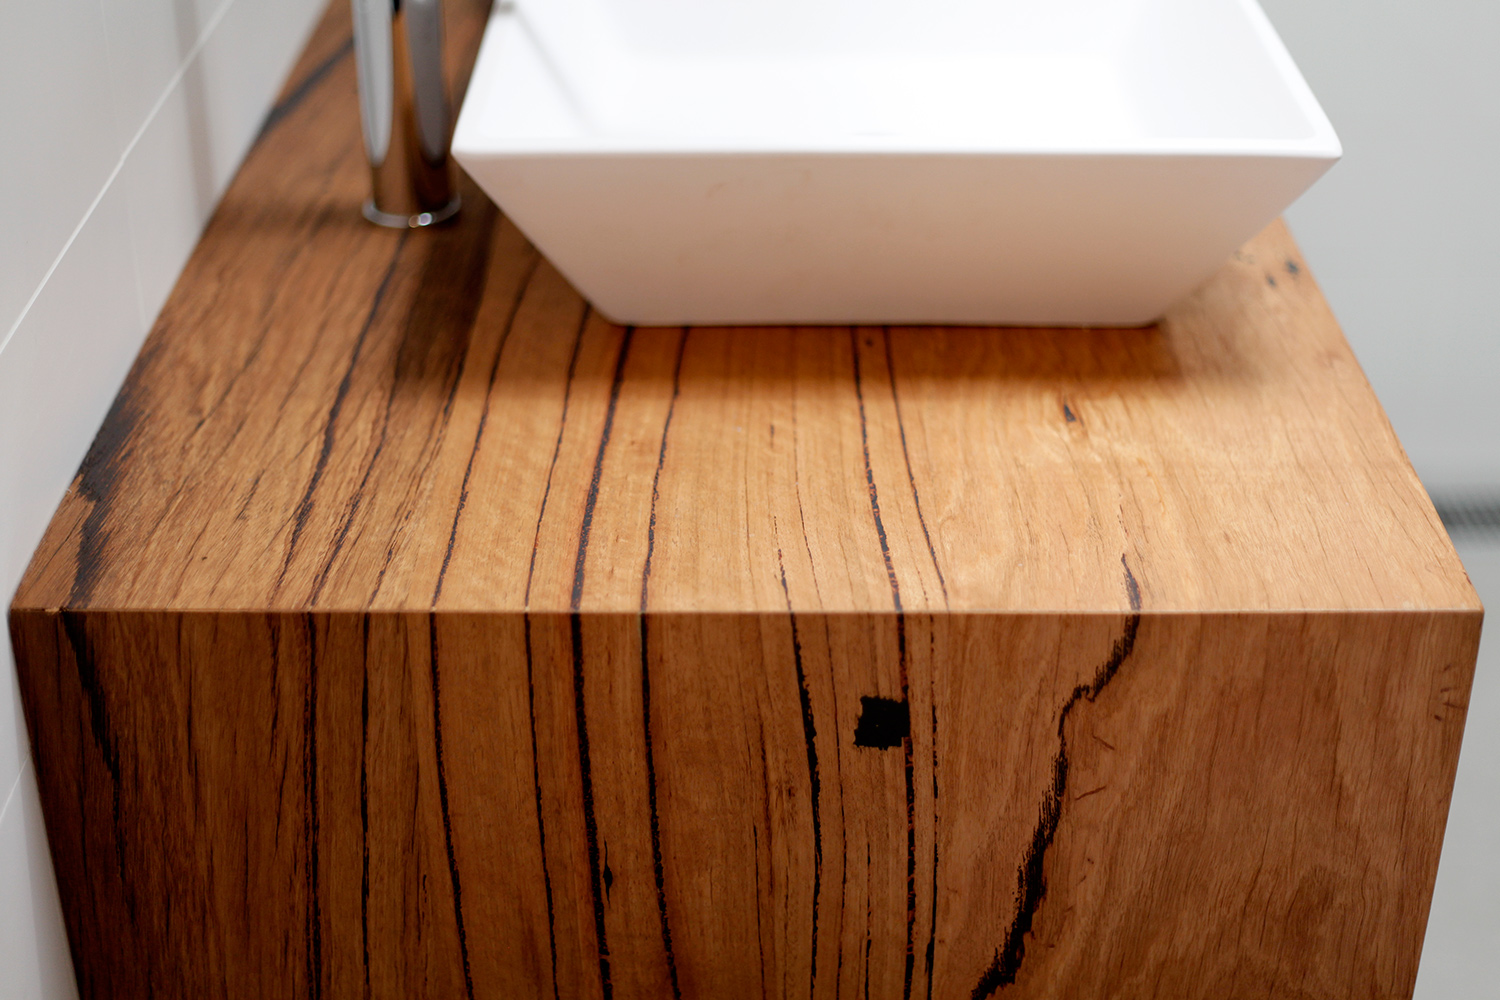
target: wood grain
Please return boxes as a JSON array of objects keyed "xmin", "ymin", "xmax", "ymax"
[{"xmin": 8, "ymin": 1, "xmax": 1482, "ymax": 998}]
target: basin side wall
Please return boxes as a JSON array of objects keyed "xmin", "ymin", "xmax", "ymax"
[{"xmin": 459, "ymin": 153, "xmax": 1336, "ymax": 326}]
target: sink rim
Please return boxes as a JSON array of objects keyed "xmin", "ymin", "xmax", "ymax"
[{"xmin": 455, "ymin": 0, "xmax": 1341, "ymax": 160}]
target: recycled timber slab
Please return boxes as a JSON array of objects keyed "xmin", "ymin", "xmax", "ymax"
[{"xmin": 8, "ymin": 2, "xmax": 1482, "ymax": 999}]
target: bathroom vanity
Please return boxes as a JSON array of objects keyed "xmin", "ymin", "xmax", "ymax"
[{"xmin": 7, "ymin": 2, "xmax": 1479, "ymax": 998}]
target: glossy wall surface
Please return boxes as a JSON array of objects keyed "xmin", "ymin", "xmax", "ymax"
[{"xmin": 1260, "ymin": 0, "xmax": 1500, "ymax": 491}]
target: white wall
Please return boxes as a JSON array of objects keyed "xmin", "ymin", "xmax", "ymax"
[
  {"xmin": 1259, "ymin": 0, "xmax": 1500, "ymax": 492},
  {"xmin": 0, "ymin": 1, "xmax": 324, "ymax": 995}
]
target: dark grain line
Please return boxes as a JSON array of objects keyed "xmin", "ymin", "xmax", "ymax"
[
  {"xmin": 523, "ymin": 616, "xmax": 563, "ymax": 1000},
  {"xmin": 517, "ymin": 311, "xmax": 589, "ymax": 1000},
  {"xmin": 68, "ymin": 339, "xmax": 156, "ymax": 606},
  {"xmin": 882, "ymin": 329, "xmax": 948, "ymax": 606},
  {"xmin": 183, "ymin": 615, "xmax": 197, "ymax": 799},
  {"xmin": 305, "ymin": 416, "xmax": 390, "ymax": 605},
  {"xmin": 568, "ymin": 324, "xmax": 634, "ymax": 996},
  {"xmin": 925, "ymin": 627, "xmax": 940, "ymax": 1000},
  {"xmin": 570, "ymin": 613, "xmax": 614, "ymax": 998},
  {"xmin": 427, "ymin": 615, "xmax": 476, "ymax": 1000},
  {"xmin": 525, "ymin": 307, "xmax": 590, "ymax": 600},
  {"xmin": 236, "ymin": 470, "xmax": 264, "ymax": 521},
  {"xmin": 303, "ymin": 614, "xmax": 322, "ymax": 1000},
  {"xmin": 255, "ymin": 35, "xmax": 354, "ymax": 145},
  {"xmin": 969, "ymin": 556, "xmax": 1143, "ymax": 999},
  {"xmin": 864, "ymin": 844, "xmax": 874, "ymax": 1000},
  {"xmin": 359, "ymin": 198, "xmax": 504, "ymax": 605},
  {"xmin": 572, "ymin": 327, "xmax": 636, "ymax": 610},
  {"xmin": 360, "ymin": 617, "xmax": 371, "ymax": 1000},
  {"xmin": 850, "ymin": 329, "xmax": 918, "ymax": 1000},
  {"xmin": 824, "ymin": 618, "xmax": 849, "ymax": 1000},
  {"xmin": 278, "ymin": 233, "xmax": 408, "ymax": 594},
  {"xmin": 789, "ymin": 401, "xmax": 825, "ymax": 607},
  {"xmin": 187, "ymin": 278, "xmax": 289, "ymax": 442},
  {"xmin": 59, "ymin": 612, "xmax": 130, "ymax": 908},
  {"xmin": 639, "ymin": 329, "xmax": 689, "ymax": 1000},
  {"xmin": 849, "ymin": 330, "xmax": 902, "ymax": 616},
  {"xmin": 432, "ymin": 251, "xmax": 542, "ymax": 606},
  {"xmin": 639, "ymin": 330, "xmax": 688, "ymax": 609},
  {"xmin": 269, "ymin": 617, "xmax": 283, "ymax": 765},
  {"xmin": 755, "ymin": 718, "xmax": 776, "ymax": 1000},
  {"xmin": 59, "ymin": 613, "xmax": 120, "ymax": 793},
  {"xmin": 775, "ymin": 544, "xmax": 824, "ymax": 998},
  {"xmin": 900, "ymin": 615, "xmax": 917, "ymax": 1000},
  {"xmin": 290, "ymin": 188, "xmax": 503, "ymax": 602}
]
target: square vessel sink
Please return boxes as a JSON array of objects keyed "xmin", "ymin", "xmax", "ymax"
[{"xmin": 452, "ymin": 0, "xmax": 1340, "ymax": 326}]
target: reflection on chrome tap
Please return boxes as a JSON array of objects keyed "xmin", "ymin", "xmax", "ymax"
[{"xmin": 351, "ymin": 0, "xmax": 461, "ymax": 228}]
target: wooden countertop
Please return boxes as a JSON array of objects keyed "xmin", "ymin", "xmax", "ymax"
[
  {"xmin": 5, "ymin": 0, "xmax": 1476, "ymax": 620},
  {"xmin": 10, "ymin": 2, "xmax": 1477, "ymax": 619},
  {"xmin": 8, "ymin": 5, "xmax": 1484, "ymax": 999}
]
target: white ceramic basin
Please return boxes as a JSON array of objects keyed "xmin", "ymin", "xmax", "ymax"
[{"xmin": 452, "ymin": 0, "xmax": 1339, "ymax": 326}]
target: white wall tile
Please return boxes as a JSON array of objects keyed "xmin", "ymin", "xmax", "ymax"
[
  {"xmin": 0, "ymin": 1, "xmax": 125, "ymax": 340},
  {"xmin": 0, "ymin": 161, "xmax": 140, "ymax": 823},
  {"xmin": 196, "ymin": 0, "xmax": 327, "ymax": 170},
  {"xmin": 121, "ymin": 61, "xmax": 232, "ymax": 327},
  {"xmin": 1259, "ymin": 0, "xmax": 1500, "ymax": 490},
  {"xmin": 0, "ymin": 175, "xmax": 143, "ymax": 807},
  {"xmin": 98, "ymin": 0, "xmax": 235, "ymax": 141},
  {"xmin": 124, "ymin": 0, "xmax": 325, "ymax": 325},
  {"xmin": 0, "ymin": 634, "xmax": 25, "ymax": 810},
  {"xmin": 0, "ymin": 767, "xmax": 80, "ymax": 1000},
  {"xmin": 0, "ymin": 179, "xmax": 143, "ymax": 611}
]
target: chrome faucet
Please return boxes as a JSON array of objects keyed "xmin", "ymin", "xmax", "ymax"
[{"xmin": 350, "ymin": 0, "xmax": 461, "ymax": 227}]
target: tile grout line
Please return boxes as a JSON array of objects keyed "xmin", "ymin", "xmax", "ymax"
[
  {"xmin": 0, "ymin": 763, "xmax": 25, "ymax": 832},
  {"xmin": 92, "ymin": 0, "xmax": 147, "ymax": 334},
  {"xmin": 0, "ymin": 0, "xmax": 242, "ymax": 360}
]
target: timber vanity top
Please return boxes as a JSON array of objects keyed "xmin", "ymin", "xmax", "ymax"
[{"xmin": 8, "ymin": 2, "xmax": 1482, "ymax": 999}]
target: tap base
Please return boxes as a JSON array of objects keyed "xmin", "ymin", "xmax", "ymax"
[{"xmin": 362, "ymin": 196, "xmax": 461, "ymax": 229}]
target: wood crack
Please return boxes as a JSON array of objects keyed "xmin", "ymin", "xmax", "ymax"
[
  {"xmin": 427, "ymin": 614, "xmax": 476, "ymax": 1000},
  {"xmin": 522, "ymin": 616, "xmax": 563, "ymax": 1000},
  {"xmin": 523, "ymin": 307, "xmax": 589, "ymax": 602},
  {"xmin": 570, "ymin": 613, "xmax": 614, "ymax": 999},
  {"xmin": 882, "ymin": 328, "xmax": 948, "ymax": 607},
  {"xmin": 639, "ymin": 329, "xmax": 688, "ymax": 1000},
  {"xmin": 431, "ymin": 248, "xmax": 542, "ymax": 606},
  {"xmin": 516, "ymin": 309, "xmax": 589, "ymax": 1000},
  {"xmin": 850, "ymin": 329, "xmax": 919, "ymax": 1000},
  {"xmin": 359, "ymin": 617, "xmax": 371, "ymax": 1000},
  {"xmin": 568, "ymin": 325, "xmax": 634, "ymax": 999},
  {"xmin": 572, "ymin": 328, "xmax": 635, "ymax": 610},
  {"xmin": 925, "ymin": 624, "xmax": 940, "ymax": 1000},
  {"xmin": 775, "ymin": 543, "xmax": 823, "ymax": 999},
  {"xmin": 68, "ymin": 346, "xmax": 155, "ymax": 606},
  {"xmin": 303, "ymin": 614, "xmax": 323, "ymax": 1000},
  {"xmin": 277, "ymin": 232, "xmax": 409, "ymax": 596},
  {"xmin": 969, "ymin": 556, "xmax": 1143, "ymax": 999}
]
